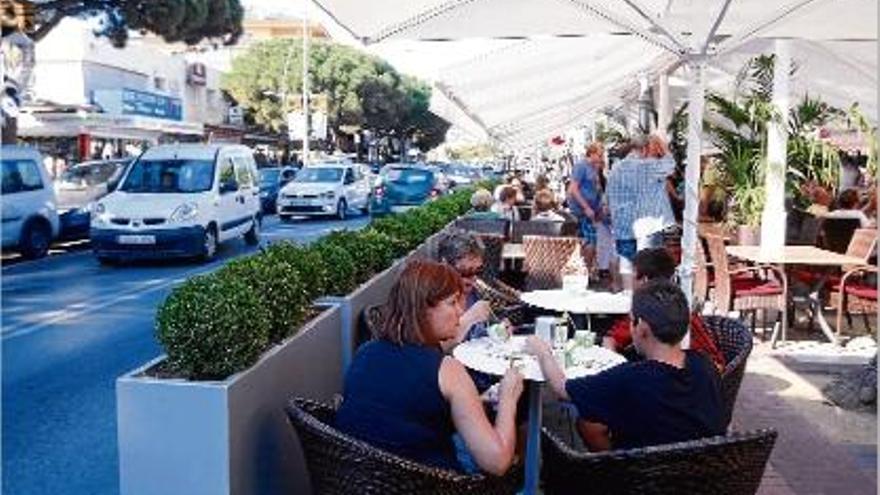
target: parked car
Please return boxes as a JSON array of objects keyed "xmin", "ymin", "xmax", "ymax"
[
  {"xmin": 445, "ymin": 164, "xmax": 483, "ymax": 188},
  {"xmin": 55, "ymin": 158, "xmax": 132, "ymax": 239},
  {"xmin": 1, "ymin": 145, "xmax": 60, "ymax": 259},
  {"xmin": 258, "ymin": 166, "xmax": 297, "ymax": 213},
  {"xmin": 90, "ymin": 144, "xmax": 261, "ymax": 264},
  {"xmin": 370, "ymin": 164, "xmax": 443, "ymax": 216},
  {"xmin": 276, "ymin": 162, "xmax": 371, "ymax": 221}
]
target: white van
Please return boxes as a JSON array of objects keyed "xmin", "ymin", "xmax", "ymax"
[
  {"xmin": 276, "ymin": 162, "xmax": 371, "ymax": 221},
  {"xmin": 1, "ymin": 146, "xmax": 60, "ymax": 259},
  {"xmin": 90, "ymin": 144, "xmax": 261, "ymax": 264}
]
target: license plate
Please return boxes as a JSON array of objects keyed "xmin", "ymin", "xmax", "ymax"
[
  {"xmin": 118, "ymin": 234, "xmax": 156, "ymax": 245},
  {"xmin": 290, "ymin": 199, "xmax": 313, "ymax": 206}
]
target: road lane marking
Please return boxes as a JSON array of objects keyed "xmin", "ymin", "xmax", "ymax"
[{"xmin": 2, "ymin": 265, "xmax": 218, "ymax": 341}]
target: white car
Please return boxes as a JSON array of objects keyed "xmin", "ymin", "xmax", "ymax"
[
  {"xmin": 1, "ymin": 145, "xmax": 60, "ymax": 259},
  {"xmin": 90, "ymin": 144, "xmax": 261, "ymax": 264},
  {"xmin": 276, "ymin": 163, "xmax": 371, "ymax": 221}
]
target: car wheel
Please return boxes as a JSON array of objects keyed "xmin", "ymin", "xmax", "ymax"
[
  {"xmin": 244, "ymin": 216, "xmax": 260, "ymax": 246},
  {"xmin": 336, "ymin": 199, "xmax": 347, "ymax": 220},
  {"xmin": 19, "ymin": 219, "xmax": 52, "ymax": 259},
  {"xmin": 201, "ymin": 225, "xmax": 218, "ymax": 262}
]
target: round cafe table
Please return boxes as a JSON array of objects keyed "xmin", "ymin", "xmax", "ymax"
[
  {"xmin": 453, "ymin": 336, "xmax": 626, "ymax": 495},
  {"xmin": 520, "ymin": 289, "xmax": 631, "ymax": 315}
]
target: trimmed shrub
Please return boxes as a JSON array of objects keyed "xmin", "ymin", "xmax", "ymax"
[
  {"xmin": 263, "ymin": 241, "xmax": 328, "ymax": 300},
  {"xmin": 310, "ymin": 239, "xmax": 357, "ymax": 295},
  {"xmin": 219, "ymin": 254, "xmax": 309, "ymax": 343},
  {"xmin": 154, "ymin": 185, "xmax": 487, "ymax": 380},
  {"xmin": 156, "ymin": 272, "xmax": 271, "ymax": 380}
]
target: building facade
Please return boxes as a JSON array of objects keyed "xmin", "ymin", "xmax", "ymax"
[{"xmin": 19, "ymin": 18, "xmax": 229, "ymax": 162}]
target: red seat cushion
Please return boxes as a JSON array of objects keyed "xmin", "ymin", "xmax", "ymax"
[
  {"xmin": 792, "ymin": 268, "xmax": 841, "ymax": 288},
  {"xmin": 734, "ymin": 280, "xmax": 783, "ymax": 297},
  {"xmin": 845, "ymin": 283, "xmax": 878, "ymax": 300},
  {"xmin": 689, "ymin": 314, "xmax": 726, "ymax": 372}
]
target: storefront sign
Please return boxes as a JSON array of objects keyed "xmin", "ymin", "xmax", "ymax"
[
  {"xmin": 120, "ymin": 88, "xmax": 182, "ymax": 121},
  {"xmin": 187, "ymin": 63, "xmax": 207, "ymax": 86}
]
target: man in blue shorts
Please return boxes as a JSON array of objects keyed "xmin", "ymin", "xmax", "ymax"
[{"xmin": 567, "ymin": 143, "xmax": 606, "ymax": 266}]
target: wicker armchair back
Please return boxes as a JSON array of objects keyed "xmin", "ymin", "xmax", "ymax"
[
  {"xmin": 286, "ymin": 398, "xmax": 522, "ymax": 495},
  {"xmin": 541, "ymin": 427, "xmax": 777, "ymax": 495},
  {"xmin": 702, "ymin": 315, "xmax": 753, "ymax": 428}
]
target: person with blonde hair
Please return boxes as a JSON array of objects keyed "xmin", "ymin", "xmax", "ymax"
[
  {"xmin": 336, "ymin": 260, "xmax": 524, "ymax": 475},
  {"xmin": 532, "ymin": 189, "xmax": 565, "ymax": 222},
  {"xmin": 466, "ymin": 188, "xmax": 502, "ymax": 219}
]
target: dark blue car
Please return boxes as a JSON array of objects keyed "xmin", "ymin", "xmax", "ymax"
[
  {"xmin": 258, "ymin": 167, "xmax": 296, "ymax": 213},
  {"xmin": 370, "ymin": 164, "xmax": 443, "ymax": 216}
]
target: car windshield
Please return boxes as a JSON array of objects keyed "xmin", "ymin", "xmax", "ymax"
[
  {"xmin": 384, "ymin": 168, "xmax": 432, "ymax": 184},
  {"xmin": 59, "ymin": 162, "xmax": 123, "ymax": 187},
  {"xmin": 120, "ymin": 159, "xmax": 215, "ymax": 193},
  {"xmin": 259, "ymin": 169, "xmax": 280, "ymax": 184},
  {"xmin": 294, "ymin": 167, "xmax": 342, "ymax": 183}
]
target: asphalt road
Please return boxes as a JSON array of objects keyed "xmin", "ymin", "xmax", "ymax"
[{"xmin": 1, "ymin": 213, "xmax": 371, "ymax": 495}]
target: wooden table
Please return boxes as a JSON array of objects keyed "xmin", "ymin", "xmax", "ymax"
[{"xmin": 726, "ymin": 245, "xmax": 867, "ymax": 345}]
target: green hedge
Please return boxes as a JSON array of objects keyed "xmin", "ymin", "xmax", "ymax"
[{"xmin": 156, "ymin": 187, "xmax": 476, "ymax": 380}]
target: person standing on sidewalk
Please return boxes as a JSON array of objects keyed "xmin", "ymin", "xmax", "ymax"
[
  {"xmin": 567, "ymin": 143, "xmax": 606, "ymax": 268},
  {"xmin": 607, "ymin": 134, "xmax": 676, "ymax": 290}
]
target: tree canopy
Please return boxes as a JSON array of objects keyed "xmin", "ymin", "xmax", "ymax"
[
  {"xmin": 222, "ymin": 38, "xmax": 449, "ymax": 151},
  {"xmin": 27, "ymin": 0, "xmax": 244, "ymax": 47}
]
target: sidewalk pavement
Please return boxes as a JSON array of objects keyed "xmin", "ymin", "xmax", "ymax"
[{"xmin": 733, "ymin": 340, "xmax": 877, "ymax": 495}]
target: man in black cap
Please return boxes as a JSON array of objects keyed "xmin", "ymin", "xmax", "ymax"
[{"xmin": 527, "ymin": 280, "xmax": 724, "ymax": 451}]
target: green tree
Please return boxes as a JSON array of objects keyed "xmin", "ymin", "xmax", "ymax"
[
  {"xmin": 222, "ymin": 38, "xmax": 448, "ymax": 151},
  {"xmin": 29, "ymin": 0, "xmax": 244, "ymax": 47}
]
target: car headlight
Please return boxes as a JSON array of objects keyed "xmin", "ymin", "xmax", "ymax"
[
  {"xmin": 320, "ymin": 191, "xmax": 335, "ymax": 199},
  {"xmin": 169, "ymin": 202, "xmax": 199, "ymax": 223},
  {"xmin": 94, "ymin": 203, "xmax": 106, "ymax": 215}
]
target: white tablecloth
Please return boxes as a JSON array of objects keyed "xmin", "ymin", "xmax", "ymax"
[
  {"xmin": 453, "ymin": 336, "xmax": 626, "ymax": 382},
  {"xmin": 520, "ymin": 289, "xmax": 632, "ymax": 315}
]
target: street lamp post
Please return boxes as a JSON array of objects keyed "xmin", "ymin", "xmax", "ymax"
[{"xmin": 301, "ymin": 2, "xmax": 310, "ymax": 166}]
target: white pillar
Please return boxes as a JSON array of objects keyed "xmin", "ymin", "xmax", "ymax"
[
  {"xmin": 680, "ymin": 59, "xmax": 705, "ymax": 316},
  {"xmin": 657, "ymin": 72, "xmax": 671, "ymax": 137},
  {"xmin": 760, "ymin": 39, "xmax": 790, "ymax": 252}
]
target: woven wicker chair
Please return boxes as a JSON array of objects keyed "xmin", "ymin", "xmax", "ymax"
[
  {"xmin": 540, "ymin": 427, "xmax": 777, "ymax": 495},
  {"xmin": 705, "ymin": 234, "xmax": 787, "ymax": 338},
  {"xmin": 455, "ymin": 217, "xmax": 510, "ymax": 238},
  {"xmin": 833, "ymin": 265, "xmax": 879, "ymax": 336},
  {"xmin": 476, "ymin": 233, "xmax": 505, "ymax": 281},
  {"xmin": 474, "ymin": 278, "xmax": 527, "ymax": 326},
  {"xmin": 510, "ymin": 220, "xmax": 564, "ymax": 243},
  {"xmin": 522, "ymin": 235, "xmax": 583, "ymax": 291},
  {"xmin": 702, "ymin": 315, "xmax": 753, "ymax": 429},
  {"xmin": 287, "ymin": 398, "xmax": 522, "ymax": 495},
  {"xmin": 361, "ymin": 304, "xmax": 385, "ymax": 341}
]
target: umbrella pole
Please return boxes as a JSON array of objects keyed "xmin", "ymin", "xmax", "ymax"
[{"xmin": 680, "ymin": 58, "xmax": 706, "ymax": 347}]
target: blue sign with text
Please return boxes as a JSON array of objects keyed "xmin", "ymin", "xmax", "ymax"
[{"xmin": 121, "ymin": 89, "xmax": 182, "ymax": 121}]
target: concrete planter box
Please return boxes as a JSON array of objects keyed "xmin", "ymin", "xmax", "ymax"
[
  {"xmin": 118, "ymin": 305, "xmax": 343, "ymax": 495},
  {"xmin": 117, "ymin": 221, "xmax": 458, "ymax": 495}
]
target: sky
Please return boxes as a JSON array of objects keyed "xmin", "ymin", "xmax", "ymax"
[{"xmin": 241, "ymin": 0, "xmax": 509, "ymax": 82}]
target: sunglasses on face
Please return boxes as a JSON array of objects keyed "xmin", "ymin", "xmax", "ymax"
[{"xmin": 457, "ymin": 265, "xmax": 484, "ymax": 278}]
